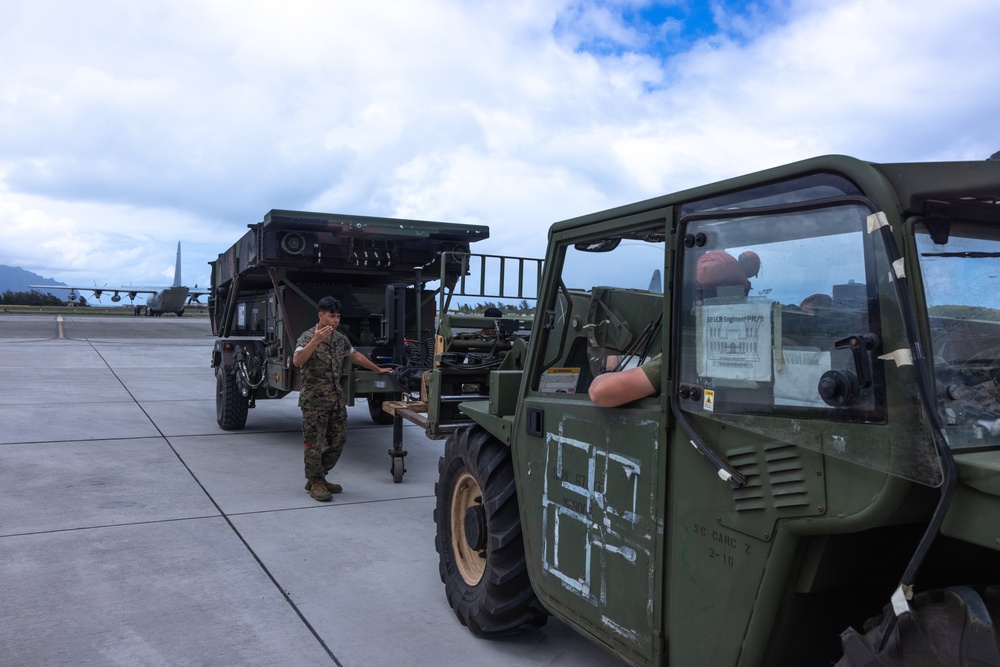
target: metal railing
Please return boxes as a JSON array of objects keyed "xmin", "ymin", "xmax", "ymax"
[{"xmin": 436, "ymin": 252, "xmax": 543, "ymax": 324}]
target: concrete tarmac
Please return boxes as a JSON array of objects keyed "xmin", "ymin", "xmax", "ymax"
[{"xmin": 0, "ymin": 315, "xmax": 623, "ymax": 667}]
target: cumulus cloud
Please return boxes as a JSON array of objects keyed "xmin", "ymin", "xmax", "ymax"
[{"xmin": 0, "ymin": 0, "xmax": 997, "ymax": 288}]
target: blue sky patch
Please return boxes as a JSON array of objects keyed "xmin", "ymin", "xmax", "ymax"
[{"xmin": 556, "ymin": 0, "xmax": 787, "ymax": 60}]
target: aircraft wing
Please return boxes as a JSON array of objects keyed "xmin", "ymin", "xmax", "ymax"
[
  {"xmin": 29, "ymin": 285, "xmax": 162, "ymax": 303},
  {"xmin": 27, "ymin": 241, "xmax": 211, "ymax": 305}
]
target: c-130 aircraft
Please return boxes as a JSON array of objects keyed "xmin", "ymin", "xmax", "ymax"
[{"xmin": 31, "ymin": 242, "xmax": 210, "ymax": 316}]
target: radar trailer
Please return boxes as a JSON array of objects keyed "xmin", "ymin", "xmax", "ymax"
[{"xmin": 208, "ymin": 209, "xmax": 489, "ymax": 480}]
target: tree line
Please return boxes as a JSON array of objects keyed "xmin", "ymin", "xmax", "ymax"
[
  {"xmin": 0, "ymin": 290, "xmax": 72, "ymax": 306},
  {"xmin": 928, "ymin": 305, "xmax": 1000, "ymax": 322},
  {"xmin": 451, "ymin": 300, "xmax": 535, "ymax": 316}
]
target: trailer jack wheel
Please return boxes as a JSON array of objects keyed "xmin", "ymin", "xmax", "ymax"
[{"xmin": 390, "ymin": 454, "xmax": 406, "ymax": 483}]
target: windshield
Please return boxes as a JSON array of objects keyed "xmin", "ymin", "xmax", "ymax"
[
  {"xmin": 673, "ymin": 198, "xmax": 943, "ymax": 486},
  {"xmin": 535, "ymin": 226, "xmax": 666, "ymax": 393},
  {"xmin": 917, "ymin": 219, "xmax": 1000, "ymax": 449}
]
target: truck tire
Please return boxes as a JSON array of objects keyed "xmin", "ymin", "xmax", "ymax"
[
  {"xmin": 837, "ymin": 586, "xmax": 1000, "ymax": 666},
  {"xmin": 433, "ymin": 425, "xmax": 548, "ymax": 636},
  {"xmin": 216, "ymin": 366, "xmax": 248, "ymax": 430},
  {"xmin": 368, "ymin": 394, "xmax": 394, "ymax": 425}
]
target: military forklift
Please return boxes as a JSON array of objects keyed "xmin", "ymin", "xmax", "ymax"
[
  {"xmin": 431, "ymin": 155, "xmax": 1000, "ymax": 665},
  {"xmin": 208, "ymin": 209, "xmax": 489, "ymax": 484}
]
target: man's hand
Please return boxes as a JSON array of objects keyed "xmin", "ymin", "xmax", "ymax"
[
  {"xmin": 311, "ymin": 325, "xmax": 333, "ymax": 343},
  {"xmin": 293, "ymin": 324, "xmax": 333, "ymax": 368},
  {"xmin": 349, "ymin": 349, "xmax": 396, "ymax": 374}
]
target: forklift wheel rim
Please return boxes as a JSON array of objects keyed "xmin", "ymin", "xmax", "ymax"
[{"xmin": 450, "ymin": 471, "xmax": 486, "ymax": 586}]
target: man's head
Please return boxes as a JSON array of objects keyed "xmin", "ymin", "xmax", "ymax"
[
  {"xmin": 484, "ymin": 307, "xmax": 502, "ymax": 318},
  {"xmin": 696, "ymin": 250, "xmax": 760, "ymax": 286},
  {"xmin": 317, "ymin": 296, "xmax": 342, "ymax": 329},
  {"xmin": 317, "ymin": 296, "xmax": 342, "ymax": 314},
  {"xmin": 695, "ymin": 249, "xmax": 760, "ymax": 299}
]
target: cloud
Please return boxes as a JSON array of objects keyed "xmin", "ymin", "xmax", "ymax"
[{"xmin": 0, "ymin": 0, "xmax": 997, "ymax": 288}]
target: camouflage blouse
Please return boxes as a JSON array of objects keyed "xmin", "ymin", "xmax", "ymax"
[
  {"xmin": 640, "ymin": 353, "xmax": 663, "ymax": 396},
  {"xmin": 295, "ymin": 326, "xmax": 353, "ymax": 408}
]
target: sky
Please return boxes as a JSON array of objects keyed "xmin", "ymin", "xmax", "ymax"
[{"xmin": 1, "ymin": 0, "xmax": 997, "ymax": 301}]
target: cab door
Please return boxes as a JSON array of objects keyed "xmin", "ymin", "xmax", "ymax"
[{"xmin": 515, "ymin": 217, "xmax": 669, "ymax": 665}]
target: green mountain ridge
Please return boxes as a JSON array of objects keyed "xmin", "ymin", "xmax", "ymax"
[{"xmin": 0, "ymin": 265, "xmax": 67, "ymax": 294}]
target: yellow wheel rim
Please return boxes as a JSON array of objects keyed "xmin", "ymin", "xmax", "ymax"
[{"xmin": 450, "ymin": 471, "xmax": 486, "ymax": 586}]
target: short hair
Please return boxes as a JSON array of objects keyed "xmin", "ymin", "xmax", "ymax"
[
  {"xmin": 484, "ymin": 307, "xmax": 502, "ymax": 318},
  {"xmin": 317, "ymin": 296, "xmax": 342, "ymax": 314}
]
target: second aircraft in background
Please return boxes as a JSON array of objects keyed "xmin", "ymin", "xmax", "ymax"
[{"xmin": 31, "ymin": 242, "xmax": 210, "ymax": 316}]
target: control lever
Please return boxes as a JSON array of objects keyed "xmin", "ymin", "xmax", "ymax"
[{"xmin": 817, "ymin": 333, "xmax": 879, "ymax": 407}]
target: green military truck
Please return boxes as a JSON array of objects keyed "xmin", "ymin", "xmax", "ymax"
[
  {"xmin": 431, "ymin": 155, "xmax": 1000, "ymax": 665},
  {"xmin": 208, "ymin": 209, "xmax": 488, "ymax": 461}
]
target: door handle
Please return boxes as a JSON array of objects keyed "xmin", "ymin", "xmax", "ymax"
[{"xmin": 526, "ymin": 407, "xmax": 544, "ymax": 436}]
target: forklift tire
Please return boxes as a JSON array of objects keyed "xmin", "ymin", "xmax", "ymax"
[
  {"xmin": 837, "ymin": 586, "xmax": 1000, "ymax": 666},
  {"xmin": 368, "ymin": 394, "xmax": 395, "ymax": 425},
  {"xmin": 216, "ymin": 367, "xmax": 249, "ymax": 430},
  {"xmin": 433, "ymin": 425, "xmax": 548, "ymax": 637}
]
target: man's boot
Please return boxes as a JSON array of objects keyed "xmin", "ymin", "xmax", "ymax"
[
  {"xmin": 307, "ymin": 479, "xmax": 332, "ymax": 502},
  {"xmin": 304, "ymin": 480, "xmax": 342, "ymax": 495}
]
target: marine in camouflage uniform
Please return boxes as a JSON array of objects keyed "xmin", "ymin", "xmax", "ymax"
[
  {"xmin": 293, "ymin": 296, "xmax": 394, "ymax": 501},
  {"xmin": 296, "ymin": 323, "xmax": 352, "ymax": 486}
]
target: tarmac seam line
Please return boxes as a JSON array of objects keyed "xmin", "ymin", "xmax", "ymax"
[
  {"xmin": 219, "ymin": 493, "xmax": 437, "ymax": 518},
  {"xmin": 0, "ymin": 513, "xmax": 227, "ymax": 539},
  {"xmin": 73, "ymin": 324, "xmax": 346, "ymax": 667}
]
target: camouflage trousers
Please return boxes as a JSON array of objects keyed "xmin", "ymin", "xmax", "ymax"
[{"xmin": 301, "ymin": 404, "xmax": 348, "ymax": 481}]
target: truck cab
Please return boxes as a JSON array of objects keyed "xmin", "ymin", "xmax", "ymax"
[{"xmin": 433, "ymin": 156, "xmax": 1000, "ymax": 665}]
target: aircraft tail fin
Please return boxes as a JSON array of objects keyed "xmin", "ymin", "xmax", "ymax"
[
  {"xmin": 648, "ymin": 269, "xmax": 662, "ymax": 293},
  {"xmin": 173, "ymin": 242, "xmax": 182, "ymax": 287}
]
